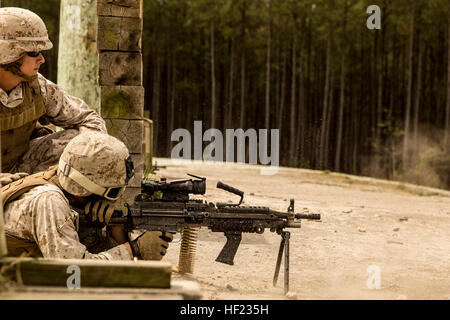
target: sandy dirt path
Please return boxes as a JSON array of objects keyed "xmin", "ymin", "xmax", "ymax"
[{"xmin": 153, "ymin": 158, "xmax": 450, "ymax": 300}]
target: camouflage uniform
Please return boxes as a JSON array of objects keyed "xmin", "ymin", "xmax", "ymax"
[
  {"xmin": 2, "ymin": 132, "xmax": 173, "ymax": 261},
  {"xmin": 2, "ymin": 132, "xmax": 133, "ymax": 260},
  {"xmin": 0, "ymin": 8, "xmax": 106, "ymax": 174},
  {"xmin": 3, "ymin": 184, "xmax": 131, "ymax": 260},
  {"xmin": 1, "ymin": 73, "xmax": 107, "ymax": 174}
]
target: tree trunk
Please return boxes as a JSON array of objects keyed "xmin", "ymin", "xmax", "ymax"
[
  {"xmin": 304, "ymin": 15, "xmax": 312, "ymax": 164},
  {"xmin": 319, "ymin": 29, "xmax": 332, "ymax": 169},
  {"xmin": 413, "ymin": 40, "xmax": 423, "ymax": 159},
  {"xmin": 289, "ymin": 18, "xmax": 297, "ymax": 165},
  {"xmin": 264, "ymin": 0, "xmax": 272, "ymax": 130},
  {"xmin": 278, "ymin": 44, "xmax": 287, "ymax": 137},
  {"xmin": 276, "ymin": 38, "xmax": 281, "ymax": 128},
  {"xmin": 445, "ymin": 7, "xmax": 450, "ymax": 151},
  {"xmin": 403, "ymin": 0, "xmax": 415, "ymax": 168},
  {"xmin": 240, "ymin": 2, "xmax": 246, "ymax": 129},
  {"xmin": 335, "ymin": 1, "xmax": 347, "ymax": 172},
  {"xmin": 169, "ymin": 53, "xmax": 176, "ymax": 138},
  {"xmin": 152, "ymin": 49, "xmax": 161, "ymax": 156},
  {"xmin": 376, "ymin": 9, "xmax": 386, "ymax": 152},
  {"xmin": 227, "ymin": 39, "xmax": 235, "ymax": 129},
  {"xmin": 335, "ymin": 46, "xmax": 346, "ymax": 172},
  {"xmin": 210, "ymin": 3, "xmax": 216, "ymax": 128},
  {"xmin": 295, "ymin": 18, "xmax": 306, "ymax": 164},
  {"xmin": 324, "ymin": 70, "xmax": 334, "ymax": 169}
]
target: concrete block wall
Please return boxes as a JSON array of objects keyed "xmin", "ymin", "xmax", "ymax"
[{"xmin": 59, "ymin": 0, "xmax": 145, "ymax": 201}]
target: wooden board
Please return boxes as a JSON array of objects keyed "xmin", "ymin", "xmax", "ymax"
[
  {"xmin": 0, "ymin": 281, "xmax": 202, "ymax": 300},
  {"xmin": 128, "ymin": 154, "xmax": 144, "ymax": 187},
  {"xmin": 98, "ymin": 16, "xmax": 141, "ymax": 51},
  {"xmin": 99, "ymin": 52, "xmax": 142, "ymax": 86},
  {"xmin": 100, "ymin": 85, "xmax": 144, "ymax": 119},
  {"xmin": 0, "ymin": 258, "xmax": 171, "ymax": 289},
  {"xmin": 97, "ymin": 0, "xmax": 141, "ymax": 18},
  {"xmin": 105, "ymin": 119, "xmax": 144, "ymax": 153}
]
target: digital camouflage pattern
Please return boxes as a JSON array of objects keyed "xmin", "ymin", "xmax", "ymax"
[
  {"xmin": 9, "ymin": 129, "xmax": 79, "ymax": 174},
  {"xmin": 3, "ymin": 184, "xmax": 132, "ymax": 260},
  {"xmin": 58, "ymin": 131, "xmax": 130, "ymax": 197},
  {"xmin": 1, "ymin": 73, "xmax": 107, "ymax": 174},
  {"xmin": 0, "ymin": 73, "xmax": 107, "ymax": 131},
  {"xmin": 0, "ymin": 7, "xmax": 53, "ymax": 65}
]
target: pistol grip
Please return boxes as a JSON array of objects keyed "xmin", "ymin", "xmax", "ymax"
[{"xmin": 215, "ymin": 232, "xmax": 242, "ymax": 265}]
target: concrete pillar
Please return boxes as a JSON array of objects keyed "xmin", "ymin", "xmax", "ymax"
[{"xmin": 58, "ymin": 0, "xmax": 145, "ymax": 201}]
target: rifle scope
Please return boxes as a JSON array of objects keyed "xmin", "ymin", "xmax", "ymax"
[{"xmin": 142, "ymin": 178, "xmax": 206, "ymax": 195}]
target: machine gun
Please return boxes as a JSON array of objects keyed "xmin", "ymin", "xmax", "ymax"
[{"xmin": 109, "ymin": 174, "xmax": 321, "ymax": 294}]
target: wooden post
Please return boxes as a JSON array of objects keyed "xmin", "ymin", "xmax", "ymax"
[
  {"xmin": 58, "ymin": 0, "xmax": 145, "ymax": 201},
  {"xmin": 58, "ymin": 0, "xmax": 100, "ymax": 112},
  {"xmin": 97, "ymin": 0, "xmax": 144, "ymax": 201}
]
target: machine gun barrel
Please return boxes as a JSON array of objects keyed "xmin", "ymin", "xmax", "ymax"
[{"xmin": 295, "ymin": 213, "xmax": 321, "ymax": 220}]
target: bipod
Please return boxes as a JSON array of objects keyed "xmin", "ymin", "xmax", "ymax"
[{"xmin": 272, "ymin": 230, "xmax": 290, "ymax": 295}]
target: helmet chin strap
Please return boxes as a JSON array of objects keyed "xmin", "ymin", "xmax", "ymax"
[
  {"xmin": 0, "ymin": 56, "xmax": 35, "ymax": 82},
  {"xmin": 58, "ymin": 158, "xmax": 112, "ymax": 198}
]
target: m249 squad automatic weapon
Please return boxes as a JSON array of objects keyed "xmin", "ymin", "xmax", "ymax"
[{"xmin": 108, "ymin": 174, "xmax": 321, "ymax": 294}]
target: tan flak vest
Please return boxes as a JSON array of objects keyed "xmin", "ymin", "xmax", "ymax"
[
  {"xmin": 1, "ymin": 165, "xmax": 59, "ymax": 257},
  {"xmin": 0, "ymin": 77, "xmax": 46, "ymax": 172}
]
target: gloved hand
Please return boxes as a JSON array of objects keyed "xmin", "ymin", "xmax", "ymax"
[
  {"xmin": 84, "ymin": 198, "xmax": 125, "ymax": 226},
  {"xmin": 0, "ymin": 172, "xmax": 29, "ymax": 187},
  {"xmin": 30, "ymin": 123, "xmax": 55, "ymax": 139},
  {"xmin": 129, "ymin": 231, "xmax": 174, "ymax": 260}
]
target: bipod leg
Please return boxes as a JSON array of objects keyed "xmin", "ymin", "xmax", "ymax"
[
  {"xmin": 284, "ymin": 231, "xmax": 291, "ymax": 295},
  {"xmin": 273, "ymin": 233, "xmax": 286, "ymax": 287}
]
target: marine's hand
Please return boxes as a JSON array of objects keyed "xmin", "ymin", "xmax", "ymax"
[
  {"xmin": 84, "ymin": 199, "xmax": 125, "ymax": 226},
  {"xmin": 0, "ymin": 172, "xmax": 29, "ymax": 187},
  {"xmin": 129, "ymin": 231, "xmax": 174, "ymax": 260}
]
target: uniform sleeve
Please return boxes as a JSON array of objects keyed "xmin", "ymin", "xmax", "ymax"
[
  {"xmin": 30, "ymin": 191, "xmax": 132, "ymax": 260},
  {"xmin": 37, "ymin": 73, "xmax": 107, "ymax": 133}
]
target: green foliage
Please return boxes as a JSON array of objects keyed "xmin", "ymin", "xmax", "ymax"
[{"xmin": 5, "ymin": 0, "xmax": 449, "ymax": 190}]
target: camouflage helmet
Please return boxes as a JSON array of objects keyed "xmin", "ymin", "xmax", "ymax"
[
  {"xmin": 0, "ymin": 7, "xmax": 53, "ymax": 65},
  {"xmin": 58, "ymin": 132, "xmax": 134, "ymax": 199}
]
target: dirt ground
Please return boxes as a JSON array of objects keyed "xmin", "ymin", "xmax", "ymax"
[{"xmin": 152, "ymin": 158, "xmax": 450, "ymax": 300}]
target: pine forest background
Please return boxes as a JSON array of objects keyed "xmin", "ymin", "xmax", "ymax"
[{"xmin": 3, "ymin": 0, "xmax": 450, "ymax": 190}]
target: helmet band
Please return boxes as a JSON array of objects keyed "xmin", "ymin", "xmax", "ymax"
[
  {"xmin": 0, "ymin": 36, "xmax": 50, "ymax": 41},
  {"xmin": 58, "ymin": 158, "xmax": 125, "ymax": 200}
]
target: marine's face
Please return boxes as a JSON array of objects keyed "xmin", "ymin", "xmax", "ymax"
[{"xmin": 20, "ymin": 52, "xmax": 45, "ymax": 77}]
